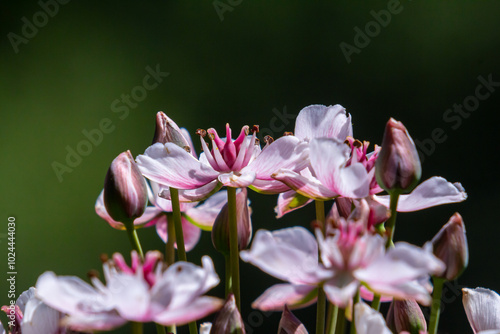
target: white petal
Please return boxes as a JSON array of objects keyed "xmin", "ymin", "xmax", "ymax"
[
  {"xmin": 21, "ymin": 298, "xmax": 61, "ymax": 334},
  {"xmin": 275, "ymin": 190, "xmax": 313, "ymax": 218},
  {"xmin": 185, "ymin": 190, "xmax": 228, "ymax": 228},
  {"xmin": 240, "ymin": 228, "xmax": 326, "ymax": 285},
  {"xmin": 137, "ymin": 143, "xmax": 219, "ymax": 190},
  {"xmin": 310, "ymin": 138, "xmax": 370, "ymax": 199},
  {"xmin": 355, "ymin": 302, "xmax": 392, "ymax": 334},
  {"xmin": 295, "ymin": 104, "xmax": 353, "ymax": 141},
  {"xmin": 218, "ymin": 170, "xmax": 256, "ymax": 188},
  {"xmin": 252, "ymin": 284, "xmax": 317, "ymax": 311},
  {"xmin": 373, "ymin": 176, "xmax": 467, "ymax": 212},
  {"xmin": 463, "ymin": 288, "xmax": 500, "ymax": 333}
]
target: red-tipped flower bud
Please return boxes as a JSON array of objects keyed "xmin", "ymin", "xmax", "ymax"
[
  {"xmin": 212, "ymin": 188, "xmax": 252, "ymax": 256},
  {"xmin": 386, "ymin": 299, "xmax": 427, "ymax": 334},
  {"xmin": 103, "ymin": 150, "xmax": 148, "ymax": 223},
  {"xmin": 431, "ymin": 213, "xmax": 468, "ymax": 281},
  {"xmin": 376, "ymin": 118, "xmax": 422, "ymax": 193},
  {"xmin": 210, "ymin": 294, "xmax": 246, "ymax": 334},
  {"xmin": 152, "ymin": 111, "xmax": 191, "ymax": 152},
  {"xmin": 278, "ymin": 305, "xmax": 309, "ymax": 334}
]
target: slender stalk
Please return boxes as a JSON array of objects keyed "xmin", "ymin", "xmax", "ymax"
[
  {"xmin": 316, "ymin": 287, "xmax": 327, "ymax": 334},
  {"xmin": 315, "ymin": 200, "xmax": 326, "ymax": 334},
  {"xmin": 350, "ymin": 290, "xmax": 360, "ymax": 334},
  {"xmin": 326, "ymin": 303, "xmax": 338, "ymax": 334},
  {"xmin": 131, "ymin": 321, "xmax": 143, "ymax": 334},
  {"xmin": 227, "ymin": 186, "xmax": 241, "ymax": 310},
  {"xmin": 335, "ymin": 308, "xmax": 346, "ymax": 334},
  {"xmin": 166, "ymin": 325, "xmax": 176, "ymax": 334},
  {"xmin": 371, "ymin": 294, "xmax": 381, "ymax": 311},
  {"xmin": 170, "ymin": 187, "xmax": 197, "ymax": 334},
  {"xmin": 155, "ymin": 323, "xmax": 167, "ymax": 334},
  {"xmin": 384, "ymin": 191, "xmax": 400, "ymax": 249},
  {"xmin": 165, "ymin": 214, "xmax": 176, "ymax": 265},
  {"xmin": 169, "ymin": 188, "xmax": 187, "ymax": 262},
  {"xmin": 428, "ymin": 276, "xmax": 445, "ymax": 334},
  {"xmin": 225, "ymin": 254, "xmax": 232, "ymax": 297},
  {"xmin": 124, "ymin": 220, "xmax": 144, "ymax": 259}
]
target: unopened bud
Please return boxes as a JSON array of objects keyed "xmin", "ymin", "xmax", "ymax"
[
  {"xmin": 103, "ymin": 151, "xmax": 148, "ymax": 223},
  {"xmin": 278, "ymin": 305, "xmax": 309, "ymax": 334},
  {"xmin": 152, "ymin": 111, "xmax": 191, "ymax": 152},
  {"xmin": 431, "ymin": 213, "xmax": 468, "ymax": 281},
  {"xmin": 210, "ymin": 294, "xmax": 246, "ymax": 334},
  {"xmin": 212, "ymin": 188, "xmax": 252, "ymax": 256},
  {"xmin": 386, "ymin": 299, "xmax": 427, "ymax": 334},
  {"xmin": 376, "ymin": 118, "xmax": 421, "ymax": 193}
]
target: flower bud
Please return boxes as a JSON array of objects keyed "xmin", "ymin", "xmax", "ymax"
[
  {"xmin": 386, "ymin": 299, "xmax": 427, "ymax": 334},
  {"xmin": 210, "ymin": 294, "xmax": 246, "ymax": 334},
  {"xmin": 152, "ymin": 111, "xmax": 191, "ymax": 152},
  {"xmin": 431, "ymin": 213, "xmax": 468, "ymax": 281},
  {"xmin": 376, "ymin": 118, "xmax": 421, "ymax": 193},
  {"xmin": 103, "ymin": 150, "xmax": 148, "ymax": 224},
  {"xmin": 212, "ymin": 188, "xmax": 252, "ymax": 256},
  {"xmin": 278, "ymin": 305, "xmax": 309, "ymax": 334}
]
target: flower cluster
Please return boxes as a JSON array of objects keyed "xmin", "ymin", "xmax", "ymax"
[{"xmin": 2, "ymin": 105, "xmax": 496, "ymax": 334}]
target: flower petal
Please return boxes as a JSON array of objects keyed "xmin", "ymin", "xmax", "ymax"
[
  {"xmin": 323, "ymin": 275, "xmax": 359, "ymax": 308},
  {"xmin": 136, "ymin": 143, "xmax": 219, "ymax": 190},
  {"xmin": 275, "ymin": 190, "xmax": 313, "ymax": 218},
  {"xmin": 310, "ymin": 138, "xmax": 370, "ymax": 199},
  {"xmin": 373, "ymin": 176, "xmax": 467, "ymax": 212},
  {"xmin": 155, "ymin": 215, "xmax": 201, "ymax": 251},
  {"xmin": 354, "ymin": 302, "xmax": 392, "ymax": 334},
  {"xmin": 185, "ymin": 191, "xmax": 228, "ymax": 229},
  {"xmin": 62, "ymin": 312, "xmax": 127, "ymax": 331},
  {"xmin": 294, "ymin": 104, "xmax": 353, "ymax": 141},
  {"xmin": 106, "ymin": 273, "xmax": 151, "ymax": 322},
  {"xmin": 249, "ymin": 178, "xmax": 291, "ymax": 194},
  {"xmin": 154, "ymin": 296, "xmax": 223, "ymax": 326},
  {"xmin": 243, "ymin": 136, "xmax": 309, "ymax": 180},
  {"xmin": 252, "ymin": 284, "xmax": 317, "ymax": 311},
  {"xmin": 218, "ymin": 170, "xmax": 256, "ymax": 188},
  {"xmin": 240, "ymin": 227, "xmax": 327, "ymax": 285},
  {"xmin": 272, "ymin": 169, "xmax": 338, "ymax": 200},
  {"xmin": 21, "ymin": 297, "xmax": 61, "ymax": 334},
  {"xmin": 463, "ymin": 288, "xmax": 500, "ymax": 333},
  {"xmin": 159, "ymin": 180, "xmax": 222, "ymax": 203}
]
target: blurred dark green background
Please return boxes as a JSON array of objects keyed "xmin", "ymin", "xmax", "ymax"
[{"xmin": 1, "ymin": 1, "xmax": 499, "ymax": 333}]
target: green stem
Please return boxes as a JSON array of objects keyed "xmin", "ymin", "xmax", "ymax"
[
  {"xmin": 428, "ymin": 276, "xmax": 445, "ymax": 334},
  {"xmin": 225, "ymin": 254, "xmax": 232, "ymax": 297},
  {"xmin": 124, "ymin": 220, "xmax": 144, "ymax": 259},
  {"xmin": 155, "ymin": 323, "xmax": 167, "ymax": 334},
  {"xmin": 166, "ymin": 325, "xmax": 176, "ymax": 334},
  {"xmin": 384, "ymin": 191, "xmax": 400, "ymax": 249},
  {"xmin": 350, "ymin": 290, "xmax": 360, "ymax": 334},
  {"xmin": 326, "ymin": 303, "xmax": 338, "ymax": 334},
  {"xmin": 227, "ymin": 186, "xmax": 241, "ymax": 310},
  {"xmin": 165, "ymin": 214, "xmax": 176, "ymax": 266},
  {"xmin": 169, "ymin": 188, "xmax": 187, "ymax": 262},
  {"xmin": 316, "ymin": 288, "xmax": 327, "ymax": 334},
  {"xmin": 170, "ymin": 188, "xmax": 197, "ymax": 334},
  {"xmin": 315, "ymin": 200, "xmax": 326, "ymax": 334},
  {"xmin": 335, "ymin": 308, "xmax": 346, "ymax": 334},
  {"xmin": 371, "ymin": 294, "xmax": 381, "ymax": 311},
  {"xmin": 131, "ymin": 321, "xmax": 143, "ymax": 334}
]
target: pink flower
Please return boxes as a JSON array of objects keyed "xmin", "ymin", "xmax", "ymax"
[
  {"xmin": 35, "ymin": 251, "xmax": 223, "ymax": 331},
  {"xmin": 463, "ymin": 288, "xmax": 500, "ymax": 334},
  {"xmin": 136, "ymin": 120, "xmax": 309, "ymax": 200},
  {"xmin": 1, "ymin": 287, "xmax": 66, "ymax": 334},
  {"xmin": 241, "ymin": 206, "xmax": 444, "ymax": 310},
  {"xmin": 354, "ymin": 302, "xmax": 392, "ymax": 334}
]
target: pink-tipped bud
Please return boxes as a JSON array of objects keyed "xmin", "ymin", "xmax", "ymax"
[
  {"xmin": 278, "ymin": 305, "xmax": 309, "ymax": 334},
  {"xmin": 376, "ymin": 118, "xmax": 421, "ymax": 193},
  {"xmin": 210, "ymin": 294, "xmax": 246, "ymax": 334},
  {"xmin": 212, "ymin": 188, "xmax": 252, "ymax": 256},
  {"xmin": 431, "ymin": 213, "xmax": 469, "ymax": 281},
  {"xmin": 386, "ymin": 299, "xmax": 427, "ymax": 334},
  {"xmin": 152, "ymin": 112, "xmax": 191, "ymax": 152},
  {"xmin": 103, "ymin": 151, "xmax": 148, "ymax": 223}
]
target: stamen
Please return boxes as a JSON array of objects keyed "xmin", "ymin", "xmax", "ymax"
[
  {"xmin": 196, "ymin": 128, "xmax": 207, "ymax": 137},
  {"xmin": 100, "ymin": 253, "xmax": 109, "ymax": 263},
  {"xmin": 87, "ymin": 269, "xmax": 100, "ymax": 279},
  {"xmin": 251, "ymin": 125, "xmax": 260, "ymax": 133},
  {"xmin": 353, "ymin": 139, "xmax": 362, "ymax": 148},
  {"xmin": 283, "ymin": 131, "xmax": 293, "ymax": 136},
  {"xmin": 264, "ymin": 135, "xmax": 274, "ymax": 144}
]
